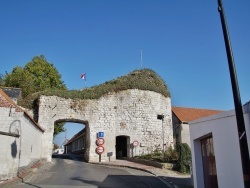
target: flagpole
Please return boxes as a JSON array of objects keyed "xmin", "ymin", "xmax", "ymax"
[
  {"xmin": 217, "ymin": 0, "xmax": 250, "ymax": 186},
  {"xmin": 140, "ymin": 48, "xmax": 143, "ymax": 68},
  {"xmin": 81, "ymin": 73, "xmax": 86, "ymax": 89}
]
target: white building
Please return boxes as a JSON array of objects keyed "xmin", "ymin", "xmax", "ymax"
[
  {"xmin": 189, "ymin": 101, "xmax": 250, "ymax": 188},
  {"xmin": 0, "ymin": 88, "xmax": 44, "ymax": 182}
]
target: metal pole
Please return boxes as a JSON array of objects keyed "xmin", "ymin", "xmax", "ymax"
[
  {"xmin": 162, "ymin": 117, "xmax": 165, "ymax": 158},
  {"xmin": 157, "ymin": 115, "xmax": 165, "ymax": 158},
  {"xmin": 217, "ymin": 0, "xmax": 250, "ymax": 186}
]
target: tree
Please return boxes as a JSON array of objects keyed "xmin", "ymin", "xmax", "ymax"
[
  {"xmin": 0, "ymin": 74, "xmax": 5, "ymax": 86},
  {"xmin": 53, "ymin": 143, "xmax": 59, "ymax": 151},
  {"xmin": 4, "ymin": 55, "xmax": 66, "ymax": 97},
  {"xmin": 54, "ymin": 122, "xmax": 66, "ymax": 137},
  {"xmin": 4, "ymin": 55, "xmax": 67, "ymax": 136}
]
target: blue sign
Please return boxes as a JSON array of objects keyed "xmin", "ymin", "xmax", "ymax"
[{"xmin": 98, "ymin": 132, "xmax": 104, "ymax": 138}]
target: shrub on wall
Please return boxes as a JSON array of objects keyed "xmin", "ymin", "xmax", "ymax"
[{"xmin": 18, "ymin": 69, "xmax": 170, "ymax": 109}]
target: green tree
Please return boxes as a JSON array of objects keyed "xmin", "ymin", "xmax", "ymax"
[
  {"xmin": 4, "ymin": 55, "xmax": 66, "ymax": 97},
  {"xmin": 4, "ymin": 55, "xmax": 67, "ymax": 136},
  {"xmin": 54, "ymin": 122, "xmax": 66, "ymax": 137},
  {"xmin": 0, "ymin": 74, "xmax": 5, "ymax": 86},
  {"xmin": 53, "ymin": 143, "xmax": 59, "ymax": 151}
]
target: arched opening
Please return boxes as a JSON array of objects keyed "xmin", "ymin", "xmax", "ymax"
[
  {"xmin": 53, "ymin": 119, "xmax": 90, "ymax": 161},
  {"xmin": 116, "ymin": 136, "xmax": 130, "ymax": 159}
]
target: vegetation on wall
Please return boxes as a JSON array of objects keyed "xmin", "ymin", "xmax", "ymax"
[
  {"xmin": 136, "ymin": 143, "xmax": 191, "ymax": 174},
  {"xmin": 18, "ymin": 68, "xmax": 170, "ymax": 109}
]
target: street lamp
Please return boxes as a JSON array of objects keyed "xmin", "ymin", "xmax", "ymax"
[
  {"xmin": 216, "ymin": 0, "xmax": 250, "ymax": 186},
  {"xmin": 157, "ymin": 114, "xmax": 165, "ymax": 158}
]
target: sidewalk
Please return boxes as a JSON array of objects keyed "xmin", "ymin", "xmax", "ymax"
[
  {"xmin": 90, "ymin": 159, "xmax": 193, "ymax": 188},
  {"xmin": 0, "ymin": 160, "xmax": 44, "ymax": 188}
]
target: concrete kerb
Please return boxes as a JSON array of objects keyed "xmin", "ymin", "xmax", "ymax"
[
  {"xmin": 89, "ymin": 162, "xmax": 176, "ymax": 188},
  {"xmin": 0, "ymin": 160, "xmax": 43, "ymax": 188}
]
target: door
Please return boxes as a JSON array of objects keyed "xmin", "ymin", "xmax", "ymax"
[
  {"xmin": 116, "ymin": 136, "xmax": 129, "ymax": 159},
  {"xmin": 201, "ymin": 136, "xmax": 218, "ymax": 188}
]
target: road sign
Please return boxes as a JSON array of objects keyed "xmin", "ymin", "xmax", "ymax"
[
  {"xmin": 98, "ymin": 132, "xmax": 104, "ymax": 138},
  {"xmin": 96, "ymin": 146, "xmax": 104, "ymax": 154},
  {"xmin": 96, "ymin": 138, "xmax": 105, "ymax": 146},
  {"xmin": 133, "ymin": 140, "xmax": 139, "ymax": 147}
]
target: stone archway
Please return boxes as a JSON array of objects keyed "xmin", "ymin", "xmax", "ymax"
[
  {"xmin": 37, "ymin": 89, "xmax": 173, "ymax": 163},
  {"xmin": 54, "ymin": 119, "xmax": 90, "ymax": 162}
]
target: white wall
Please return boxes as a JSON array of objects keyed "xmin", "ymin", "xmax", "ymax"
[
  {"xmin": 180, "ymin": 123, "xmax": 191, "ymax": 147},
  {"xmin": 189, "ymin": 103, "xmax": 250, "ymax": 188},
  {"xmin": 0, "ymin": 107, "xmax": 43, "ymax": 181}
]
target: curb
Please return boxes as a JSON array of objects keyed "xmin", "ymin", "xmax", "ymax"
[
  {"xmin": 90, "ymin": 162, "xmax": 176, "ymax": 188},
  {"xmin": 0, "ymin": 160, "xmax": 43, "ymax": 188}
]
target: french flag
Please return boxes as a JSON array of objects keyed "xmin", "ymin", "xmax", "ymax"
[{"xmin": 81, "ymin": 73, "xmax": 86, "ymax": 80}]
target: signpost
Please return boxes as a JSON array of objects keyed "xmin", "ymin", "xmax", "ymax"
[
  {"xmin": 96, "ymin": 146, "xmax": 104, "ymax": 155},
  {"xmin": 133, "ymin": 140, "xmax": 139, "ymax": 147},
  {"xmin": 97, "ymin": 132, "xmax": 104, "ymax": 138},
  {"xmin": 133, "ymin": 140, "xmax": 139, "ymax": 156},
  {"xmin": 97, "ymin": 138, "xmax": 105, "ymax": 146},
  {"xmin": 96, "ymin": 132, "xmax": 105, "ymax": 162}
]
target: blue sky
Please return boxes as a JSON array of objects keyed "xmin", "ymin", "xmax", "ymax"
[{"xmin": 1, "ymin": 1, "xmax": 249, "ymax": 145}]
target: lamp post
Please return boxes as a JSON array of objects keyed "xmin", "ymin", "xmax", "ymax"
[
  {"xmin": 216, "ymin": 0, "xmax": 250, "ymax": 186},
  {"xmin": 157, "ymin": 115, "xmax": 165, "ymax": 158}
]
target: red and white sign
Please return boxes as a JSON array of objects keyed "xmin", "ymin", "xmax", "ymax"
[
  {"xmin": 96, "ymin": 146, "xmax": 105, "ymax": 154},
  {"xmin": 96, "ymin": 138, "xmax": 105, "ymax": 146},
  {"xmin": 133, "ymin": 140, "xmax": 139, "ymax": 147}
]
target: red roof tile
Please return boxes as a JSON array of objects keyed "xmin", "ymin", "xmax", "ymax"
[
  {"xmin": 0, "ymin": 89, "xmax": 23, "ymax": 112},
  {"xmin": 172, "ymin": 106, "xmax": 223, "ymax": 123}
]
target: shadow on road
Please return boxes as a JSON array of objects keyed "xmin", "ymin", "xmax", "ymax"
[
  {"xmin": 160, "ymin": 176, "xmax": 193, "ymax": 188},
  {"xmin": 71, "ymin": 174, "xmax": 169, "ymax": 188},
  {"xmin": 52, "ymin": 154, "xmax": 86, "ymax": 162}
]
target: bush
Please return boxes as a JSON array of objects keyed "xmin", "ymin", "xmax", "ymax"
[
  {"xmin": 176, "ymin": 143, "xmax": 191, "ymax": 174},
  {"xmin": 165, "ymin": 147, "xmax": 178, "ymax": 163}
]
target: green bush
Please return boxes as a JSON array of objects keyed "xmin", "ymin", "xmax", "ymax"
[
  {"xmin": 176, "ymin": 143, "xmax": 191, "ymax": 174},
  {"xmin": 165, "ymin": 147, "xmax": 178, "ymax": 163}
]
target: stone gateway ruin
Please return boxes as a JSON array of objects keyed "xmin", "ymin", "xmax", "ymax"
[{"xmin": 35, "ymin": 69, "xmax": 174, "ymax": 162}]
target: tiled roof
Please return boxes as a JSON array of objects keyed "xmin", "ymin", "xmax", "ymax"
[
  {"xmin": 2, "ymin": 87, "xmax": 22, "ymax": 99},
  {"xmin": 0, "ymin": 89, "xmax": 23, "ymax": 112},
  {"xmin": 0, "ymin": 88, "xmax": 44, "ymax": 132},
  {"xmin": 172, "ymin": 106, "xmax": 223, "ymax": 123}
]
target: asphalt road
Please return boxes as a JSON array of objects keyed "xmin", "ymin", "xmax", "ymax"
[{"xmin": 13, "ymin": 154, "xmax": 171, "ymax": 188}]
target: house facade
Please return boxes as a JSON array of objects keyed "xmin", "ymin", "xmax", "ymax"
[
  {"xmin": 64, "ymin": 129, "xmax": 85, "ymax": 155},
  {"xmin": 172, "ymin": 106, "xmax": 222, "ymax": 147},
  {"xmin": 189, "ymin": 102, "xmax": 250, "ymax": 188},
  {"xmin": 0, "ymin": 88, "xmax": 44, "ymax": 182}
]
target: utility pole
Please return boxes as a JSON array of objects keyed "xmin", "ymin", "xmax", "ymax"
[{"xmin": 216, "ymin": 0, "xmax": 250, "ymax": 186}]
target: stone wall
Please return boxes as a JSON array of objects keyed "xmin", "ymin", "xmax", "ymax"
[
  {"xmin": 0, "ymin": 107, "xmax": 43, "ymax": 181},
  {"xmin": 38, "ymin": 89, "xmax": 173, "ymax": 162}
]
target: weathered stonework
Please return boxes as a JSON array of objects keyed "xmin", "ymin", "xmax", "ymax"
[{"xmin": 38, "ymin": 89, "xmax": 173, "ymax": 162}]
